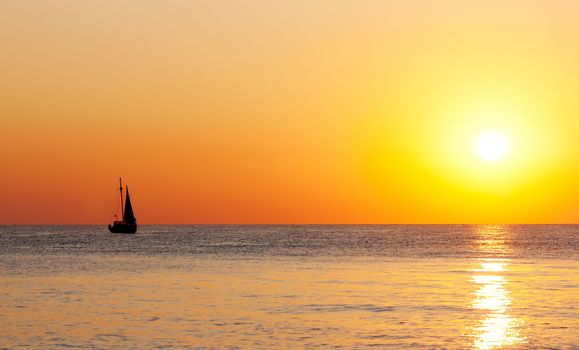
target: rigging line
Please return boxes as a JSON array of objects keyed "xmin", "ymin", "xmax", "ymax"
[{"xmin": 111, "ymin": 181, "xmax": 121, "ymax": 220}]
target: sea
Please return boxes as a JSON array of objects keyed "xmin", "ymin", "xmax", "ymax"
[{"xmin": 0, "ymin": 225, "xmax": 577, "ymax": 349}]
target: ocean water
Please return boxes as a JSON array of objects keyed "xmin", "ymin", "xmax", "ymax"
[{"xmin": 0, "ymin": 225, "xmax": 577, "ymax": 349}]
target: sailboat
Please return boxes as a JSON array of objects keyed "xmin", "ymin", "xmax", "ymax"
[{"xmin": 108, "ymin": 178, "xmax": 137, "ymax": 234}]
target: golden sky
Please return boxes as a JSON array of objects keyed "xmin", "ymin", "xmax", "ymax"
[{"xmin": 2, "ymin": 1, "xmax": 579, "ymax": 224}]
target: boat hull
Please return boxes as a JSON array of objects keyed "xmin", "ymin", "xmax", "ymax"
[{"xmin": 108, "ymin": 221, "xmax": 137, "ymax": 234}]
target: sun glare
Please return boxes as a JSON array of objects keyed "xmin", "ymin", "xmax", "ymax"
[{"xmin": 475, "ymin": 132, "xmax": 509, "ymax": 162}]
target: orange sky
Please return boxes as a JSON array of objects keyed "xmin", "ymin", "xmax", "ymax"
[{"xmin": 2, "ymin": 1, "xmax": 579, "ymax": 224}]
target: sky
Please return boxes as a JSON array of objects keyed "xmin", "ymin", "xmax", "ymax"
[{"xmin": 2, "ymin": 0, "xmax": 579, "ymax": 224}]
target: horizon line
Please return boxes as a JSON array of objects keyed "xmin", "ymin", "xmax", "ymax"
[{"xmin": 1, "ymin": 223, "xmax": 578, "ymax": 226}]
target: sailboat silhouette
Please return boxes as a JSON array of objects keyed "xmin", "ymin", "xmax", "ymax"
[{"xmin": 108, "ymin": 178, "xmax": 137, "ymax": 234}]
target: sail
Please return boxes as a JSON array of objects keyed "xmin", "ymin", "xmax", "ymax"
[{"xmin": 123, "ymin": 186, "xmax": 136, "ymax": 224}]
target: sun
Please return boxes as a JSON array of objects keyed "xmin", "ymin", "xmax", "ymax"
[{"xmin": 475, "ymin": 131, "xmax": 509, "ymax": 162}]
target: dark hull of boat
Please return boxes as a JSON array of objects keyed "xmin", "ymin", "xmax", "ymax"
[{"xmin": 108, "ymin": 222, "xmax": 137, "ymax": 234}]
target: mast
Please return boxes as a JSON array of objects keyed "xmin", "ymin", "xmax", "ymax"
[{"xmin": 119, "ymin": 177, "xmax": 124, "ymax": 220}]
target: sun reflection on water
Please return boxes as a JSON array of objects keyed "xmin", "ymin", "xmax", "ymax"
[{"xmin": 471, "ymin": 226, "xmax": 525, "ymax": 349}]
